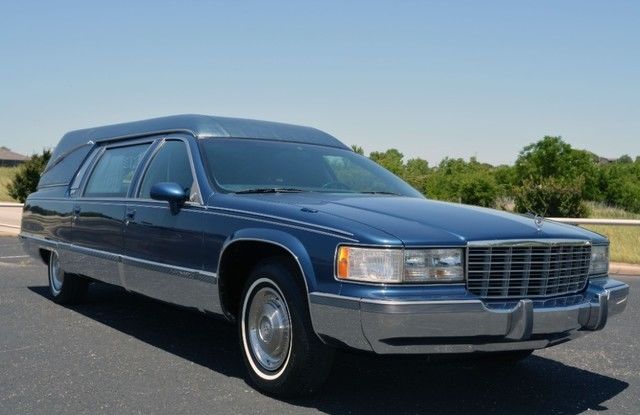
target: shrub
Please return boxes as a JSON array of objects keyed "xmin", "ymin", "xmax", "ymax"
[
  {"xmin": 6, "ymin": 149, "xmax": 51, "ymax": 203},
  {"xmin": 423, "ymin": 158, "xmax": 499, "ymax": 207},
  {"xmin": 369, "ymin": 149, "xmax": 405, "ymax": 176},
  {"xmin": 599, "ymin": 160, "xmax": 640, "ymax": 213},
  {"xmin": 458, "ymin": 173, "xmax": 499, "ymax": 207},
  {"xmin": 514, "ymin": 177, "xmax": 589, "ymax": 218},
  {"xmin": 514, "ymin": 136, "xmax": 600, "ymax": 200}
]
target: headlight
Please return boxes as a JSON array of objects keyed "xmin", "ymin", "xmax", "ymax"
[
  {"xmin": 404, "ymin": 249, "xmax": 464, "ymax": 282},
  {"xmin": 336, "ymin": 246, "xmax": 464, "ymax": 283},
  {"xmin": 588, "ymin": 245, "xmax": 609, "ymax": 277}
]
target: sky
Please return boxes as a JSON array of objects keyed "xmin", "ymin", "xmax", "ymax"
[{"xmin": 1, "ymin": 1, "xmax": 638, "ymax": 166}]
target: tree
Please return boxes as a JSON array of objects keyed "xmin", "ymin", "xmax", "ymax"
[
  {"xmin": 459, "ymin": 173, "xmax": 499, "ymax": 207},
  {"xmin": 357, "ymin": 137, "xmax": 639, "ymax": 214},
  {"xmin": 493, "ymin": 164, "xmax": 516, "ymax": 193},
  {"xmin": 404, "ymin": 158, "xmax": 430, "ymax": 192},
  {"xmin": 369, "ymin": 149, "xmax": 405, "ymax": 176},
  {"xmin": 7, "ymin": 149, "xmax": 51, "ymax": 202},
  {"xmin": 423, "ymin": 157, "xmax": 499, "ymax": 207},
  {"xmin": 617, "ymin": 154, "xmax": 633, "ymax": 164},
  {"xmin": 405, "ymin": 158, "xmax": 429, "ymax": 177},
  {"xmin": 599, "ymin": 159, "xmax": 640, "ymax": 213},
  {"xmin": 350, "ymin": 145, "xmax": 364, "ymax": 155},
  {"xmin": 514, "ymin": 136, "xmax": 600, "ymax": 200}
]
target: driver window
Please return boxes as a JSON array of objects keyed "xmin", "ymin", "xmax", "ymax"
[{"xmin": 138, "ymin": 140, "xmax": 197, "ymax": 201}]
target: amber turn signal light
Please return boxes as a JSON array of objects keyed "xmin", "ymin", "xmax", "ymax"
[{"xmin": 337, "ymin": 246, "xmax": 350, "ymax": 279}]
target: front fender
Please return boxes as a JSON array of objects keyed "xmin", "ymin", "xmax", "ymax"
[{"xmin": 220, "ymin": 227, "xmax": 318, "ymax": 292}]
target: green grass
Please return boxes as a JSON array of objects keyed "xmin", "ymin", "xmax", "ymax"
[
  {"xmin": 0, "ymin": 166, "xmax": 19, "ymax": 202},
  {"xmin": 584, "ymin": 202, "xmax": 640, "ymax": 264}
]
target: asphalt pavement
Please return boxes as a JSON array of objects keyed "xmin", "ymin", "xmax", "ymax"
[{"xmin": 0, "ymin": 236, "xmax": 638, "ymax": 415}]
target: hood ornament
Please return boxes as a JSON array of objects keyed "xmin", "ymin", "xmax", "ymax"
[{"xmin": 534, "ymin": 214, "xmax": 544, "ymax": 231}]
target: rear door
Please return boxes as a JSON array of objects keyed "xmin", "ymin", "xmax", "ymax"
[
  {"xmin": 68, "ymin": 141, "xmax": 151, "ymax": 285},
  {"xmin": 122, "ymin": 137, "xmax": 212, "ymax": 310}
]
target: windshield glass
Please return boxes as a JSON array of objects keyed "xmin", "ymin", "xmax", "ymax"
[{"xmin": 200, "ymin": 138, "xmax": 423, "ymax": 197}]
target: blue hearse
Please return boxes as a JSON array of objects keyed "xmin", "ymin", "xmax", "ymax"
[{"xmin": 20, "ymin": 115, "xmax": 629, "ymax": 396}]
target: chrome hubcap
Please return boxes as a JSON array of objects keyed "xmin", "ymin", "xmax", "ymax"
[
  {"xmin": 49, "ymin": 252, "xmax": 64, "ymax": 294},
  {"xmin": 246, "ymin": 286, "xmax": 291, "ymax": 372}
]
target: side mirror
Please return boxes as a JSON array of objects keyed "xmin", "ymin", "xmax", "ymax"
[{"xmin": 150, "ymin": 182, "xmax": 188, "ymax": 214}]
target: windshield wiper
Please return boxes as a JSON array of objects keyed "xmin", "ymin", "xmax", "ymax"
[
  {"xmin": 235, "ymin": 187, "xmax": 308, "ymax": 194},
  {"xmin": 358, "ymin": 191, "xmax": 401, "ymax": 196}
]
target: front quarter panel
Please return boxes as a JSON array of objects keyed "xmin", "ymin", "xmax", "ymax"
[
  {"xmin": 218, "ymin": 228, "xmax": 318, "ymax": 291},
  {"xmin": 204, "ymin": 217, "xmax": 354, "ymax": 295}
]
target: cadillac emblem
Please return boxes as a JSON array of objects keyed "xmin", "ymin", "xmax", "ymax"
[{"xmin": 534, "ymin": 214, "xmax": 544, "ymax": 231}]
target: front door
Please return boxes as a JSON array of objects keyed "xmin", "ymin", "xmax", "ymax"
[{"xmin": 123, "ymin": 138, "xmax": 213, "ymax": 311}]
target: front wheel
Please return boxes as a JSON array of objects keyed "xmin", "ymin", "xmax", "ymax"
[
  {"xmin": 48, "ymin": 250, "xmax": 88, "ymax": 304},
  {"xmin": 239, "ymin": 259, "xmax": 334, "ymax": 397}
]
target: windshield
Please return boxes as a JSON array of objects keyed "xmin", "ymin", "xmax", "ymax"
[{"xmin": 200, "ymin": 138, "xmax": 423, "ymax": 197}]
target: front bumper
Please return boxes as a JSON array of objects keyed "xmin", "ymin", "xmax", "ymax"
[{"xmin": 309, "ymin": 277, "xmax": 629, "ymax": 354}]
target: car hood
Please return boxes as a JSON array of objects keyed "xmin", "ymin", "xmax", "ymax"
[{"xmin": 228, "ymin": 193, "xmax": 605, "ymax": 246}]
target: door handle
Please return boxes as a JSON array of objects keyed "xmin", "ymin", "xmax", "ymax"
[{"xmin": 125, "ymin": 209, "xmax": 136, "ymax": 223}]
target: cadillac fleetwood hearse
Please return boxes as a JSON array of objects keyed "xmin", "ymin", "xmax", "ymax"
[{"xmin": 20, "ymin": 115, "xmax": 629, "ymax": 396}]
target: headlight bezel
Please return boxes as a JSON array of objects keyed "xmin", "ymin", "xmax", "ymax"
[
  {"xmin": 334, "ymin": 244, "xmax": 465, "ymax": 285},
  {"xmin": 588, "ymin": 244, "xmax": 610, "ymax": 277}
]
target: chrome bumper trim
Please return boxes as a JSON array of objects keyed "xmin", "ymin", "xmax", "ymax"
[
  {"xmin": 19, "ymin": 233, "xmax": 221, "ymax": 313},
  {"xmin": 19, "ymin": 233, "xmax": 217, "ymax": 283},
  {"xmin": 309, "ymin": 278, "xmax": 629, "ymax": 354}
]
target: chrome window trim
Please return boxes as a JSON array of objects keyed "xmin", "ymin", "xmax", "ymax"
[
  {"xmin": 42, "ymin": 141, "xmax": 95, "ymax": 175},
  {"xmin": 71, "ymin": 146, "xmax": 106, "ymax": 197},
  {"xmin": 90, "ymin": 128, "xmax": 203, "ymax": 146},
  {"xmin": 131, "ymin": 138, "xmax": 165, "ymax": 197},
  {"xmin": 69, "ymin": 146, "xmax": 101, "ymax": 196},
  {"xmin": 40, "ymin": 142, "xmax": 99, "ymax": 190},
  {"xmin": 124, "ymin": 200, "xmax": 205, "ymax": 210},
  {"xmin": 80, "ymin": 139, "xmax": 155, "ymax": 199},
  {"xmin": 37, "ymin": 183, "xmax": 75, "ymax": 190},
  {"xmin": 132, "ymin": 135, "xmax": 203, "ymax": 205}
]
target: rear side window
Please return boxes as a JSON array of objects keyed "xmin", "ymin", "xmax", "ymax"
[
  {"xmin": 38, "ymin": 144, "xmax": 93, "ymax": 188},
  {"xmin": 69, "ymin": 148, "xmax": 99, "ymax": 196},
  {"xmin": 138, "ymin": 141, "xmax": 195, "ymax": 199},
  {"xmin": 83, "ymin": 144, "xmax": 149, "ymax": 198}
]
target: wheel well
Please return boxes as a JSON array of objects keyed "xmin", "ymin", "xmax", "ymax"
[
  {"xmin": 218, "ymin": 241, "xmax": 306, "ymax": 321},
  {"xmin": 39, "ymin": 248, "xmax": 51, "ymax": 265}
]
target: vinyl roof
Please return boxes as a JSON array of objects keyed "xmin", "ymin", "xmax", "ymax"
[{"xmin": 52, "ymin": 114, "xmax": 348, "ymax": 161}]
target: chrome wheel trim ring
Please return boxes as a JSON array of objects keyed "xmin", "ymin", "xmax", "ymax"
[
  {"xmin": 49, "ymin": 251, "xmax": 64, "ymax": 295},
  {"xmin": 241, "ymin": 278, "xmax": 293, "ymax": 380}
]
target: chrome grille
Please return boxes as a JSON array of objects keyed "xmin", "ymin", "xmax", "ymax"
[{"xmin": 466, "ymin": 243, "xmax": 591, "ymax": 299}]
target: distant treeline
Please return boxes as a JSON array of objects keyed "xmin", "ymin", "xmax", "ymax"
[{"xmin": 353, "ymin": 136, "xmax": 640, "ymax": 217}]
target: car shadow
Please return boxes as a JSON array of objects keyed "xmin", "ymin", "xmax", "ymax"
[{"xmin": 28, "ymin": 284, "xmax": 628, "ymax": 415}]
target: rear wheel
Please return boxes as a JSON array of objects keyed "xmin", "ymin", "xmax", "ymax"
[
  {"xmin": 239, "ymin": 259, "xmax": 334, "ymax": 397},
  {"xmin": 48, "ymin": 250, "xmax": 88, "ymax": 304}
]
